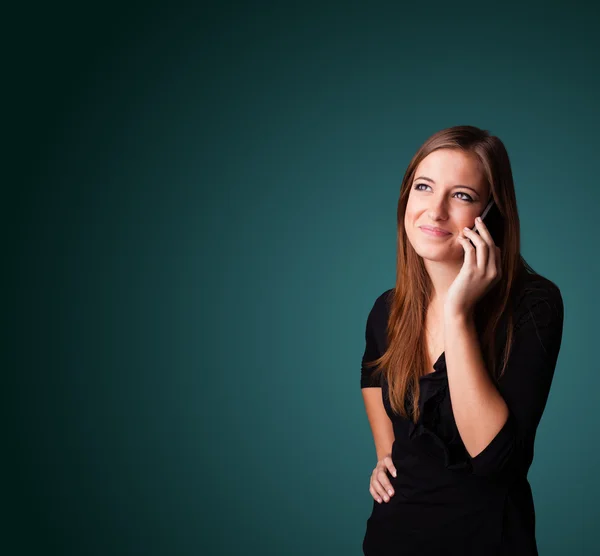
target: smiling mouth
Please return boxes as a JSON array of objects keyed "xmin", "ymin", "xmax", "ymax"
[{"xmin": 419, "ymin": 226, "xmax": 452, "ymax": 237}]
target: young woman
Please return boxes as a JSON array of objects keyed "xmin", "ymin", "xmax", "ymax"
[{"xmin": 360, "ymin": 125, "xmax": 564, "ymax": 555}]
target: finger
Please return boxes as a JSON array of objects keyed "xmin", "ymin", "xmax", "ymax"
[
  {"xmin": 477, "ymin": 221, "xmax": 500, "ymax": 279},
  {"xmin": 457, "ymin": 234, "xmax": 475, "ymax": 267},
  {"xmin": 372, "ymin": 478, "xmax": 390, "ymax": 502},
  {"xmin": 381, "ymin": 455, "xmax": 397, "ymax": 478},
  {"xmin": 370, "ymin": 469, "xmax": 384, "ymax": 503},
  {"xmin": 475, "ymin": 218, "xmax": 500, "ymax": 275},
  {"xmin": 369, "ymin": 484, "xmax": 383, "ymax": 503},
  {"xmin": 386, "ymin": 459, "xmax": 397, "ymax": 479},
  {"xmin": 377, "ymin": 468, "xmax": 395, "ymax": 497},
  {"xmin": 372, "ymin": 466, "xmax": 393, "ymax": 501},
  {"xmin": 474, "ymin": 217, "xmax": 495, "ymax": 248},
  {"xmin": 463, "ymin": 227, "xmax": 487, "ymax": 271},
  {"xmin": 371, "ymin": 467, "xmax": 391, "ymax": 501}
]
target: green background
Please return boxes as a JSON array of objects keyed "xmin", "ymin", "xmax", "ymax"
[{"xmin": 7, "ymin": 1, "xmax": 598, "ymax": 554}]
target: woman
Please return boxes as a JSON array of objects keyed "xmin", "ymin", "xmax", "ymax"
[{"xmin": 360, "ymin": 125, "xmax": 564, "ymax": 555}]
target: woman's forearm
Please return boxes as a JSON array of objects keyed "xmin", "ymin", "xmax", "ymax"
[
  {"xmin": 443, "ymin": 311, "xmax": 509, "ymax": 458},
  {"xmin": 362, "ymin": 388, "xmax": 395, "ymax": 460}
]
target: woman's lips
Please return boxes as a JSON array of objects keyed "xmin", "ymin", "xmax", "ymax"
[{"xmin": 419, "ymin": 226, "xmax": 452, "ymax": 237}]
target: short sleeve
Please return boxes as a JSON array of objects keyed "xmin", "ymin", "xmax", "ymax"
[
  {"xmin": 360, "ymin": 301, "xmax": 383, "ymax": 388},
  {"xmin": 468, "ymin": 283, "xmax": 565, "ymax": 480}
]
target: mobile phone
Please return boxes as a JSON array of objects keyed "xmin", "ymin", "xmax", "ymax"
[
  {"xmin": 470, "ymin": 197, "xmax": 503, "ymax": 246},
  {"xmin": 479, "ymin": 198, "xmax": 495, "ymax": 222}
]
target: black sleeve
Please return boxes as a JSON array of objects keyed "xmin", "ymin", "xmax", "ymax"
[
  {"xmin": 360, "ymin": 299, "xmax": 383, "ymax": 388},
  {"xmin": 468, "ymin": 284, "xmax": 565, "ymax": 479}
]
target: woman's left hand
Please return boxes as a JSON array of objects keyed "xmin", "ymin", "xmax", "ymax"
[{"xmin": 444, "ymin": 216, "xmax": 502, "ymax": 319}]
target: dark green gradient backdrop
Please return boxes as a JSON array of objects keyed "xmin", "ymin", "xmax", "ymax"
[{"xmin": 7, "ymin": 2, "xmax": 599, "ymax": 555}]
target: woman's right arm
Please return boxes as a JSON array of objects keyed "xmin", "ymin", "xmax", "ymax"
[
  {"xmin": 361, "ymin": 295, "xmax": 395, "ymax": 461},
  {"xmin": 361, "ymin": 294, "xmax": 397, "ymax": 502},
  {"xmin": 362, "ymin": 387, "xmax": 397, "ymax": 503}
]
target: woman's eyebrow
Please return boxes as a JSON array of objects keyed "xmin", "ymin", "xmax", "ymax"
[{"xmin": 414, "ymin": 175, "xmax": 480, "ymax": 195}]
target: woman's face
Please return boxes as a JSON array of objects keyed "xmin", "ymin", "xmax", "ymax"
[{"xmin": 404, "ymin": 148, "xmax": 490, "ymax": 262}]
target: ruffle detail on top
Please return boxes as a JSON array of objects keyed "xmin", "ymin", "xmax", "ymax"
[{"xmin": 407, "ymin": 352, "xmax": 473, "ymax": 472}]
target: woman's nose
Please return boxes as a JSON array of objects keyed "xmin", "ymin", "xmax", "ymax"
[{"xmin": 428, "ymin": 201, "xmax": 449, "ymax": 219}]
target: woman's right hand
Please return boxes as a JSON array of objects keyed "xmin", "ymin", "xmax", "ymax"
[{"xmin": 369, "ymin": 454, "xmax": 397, "ymax": 503}]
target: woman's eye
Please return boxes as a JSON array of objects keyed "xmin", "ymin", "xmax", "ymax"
[
  {"xmin": 413, "ymin": 183, "xmax": 474, "ymax": 203},
  {"xmin": 455, "ymin": 192, "xmax": 474, "ymax": 202}
]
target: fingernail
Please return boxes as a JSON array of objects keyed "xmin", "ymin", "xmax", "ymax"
[
  {"xmin": 388, "ymin": 489, "xmax": 393, "ymax": 496},
  {"xmin": 476, "ymin": 217, "xmax": 482, "ymax": 222},
  {"xmin": 393, "ymin": 471, "xmax": 397, "ymax": 477},
  {"xmin": 463, "ymin": 227, "xmax": 469, "ymax": 232}
]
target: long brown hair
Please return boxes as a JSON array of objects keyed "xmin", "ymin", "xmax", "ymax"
[{"xmin": 364, "ymin": 125, "xmax": 539, "ymax": 422}]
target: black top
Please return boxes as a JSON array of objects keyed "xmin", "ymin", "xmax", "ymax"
[{"xmin": 360, "ymin": 272, "xmax": 564, "ymax": 556}]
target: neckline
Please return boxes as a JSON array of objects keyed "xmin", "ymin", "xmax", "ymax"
[
  {"xmin": 421, "ymin": 351, "xmax": 446, "ymax": 378},
  {"xmin": 434, "ymin": 351, "xmax": 445, "ymax": 367}
]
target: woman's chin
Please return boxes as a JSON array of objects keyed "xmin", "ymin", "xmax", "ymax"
[{"xmin": 414, "ymin": 246, "xmax": 462, "ymax": 262}]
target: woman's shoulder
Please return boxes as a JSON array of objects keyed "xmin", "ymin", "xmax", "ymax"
[
  {"xmin": 511, "ymin": 270, "xmax": 564, "ymax": 325},
  {"xmin": 367, "ymin": 288, "xmax": 394, "ymax": 330},
  {"xmin": 372, "ymin": 288, "xmax": 394, "ymax": 314}
]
